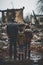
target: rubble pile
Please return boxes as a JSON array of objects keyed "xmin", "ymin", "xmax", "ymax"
[
  {"xmin": 0, "ymin": 22, "xmax": 9, "ymax": 60},
  {"xmin": 30, "ymin": 21, "xmax": 43, "ymax": 61}
]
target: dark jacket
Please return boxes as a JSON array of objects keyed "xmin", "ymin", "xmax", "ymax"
[{"xmin": 7, "ymin": 23, "xmax": 18, "ymax": 38}]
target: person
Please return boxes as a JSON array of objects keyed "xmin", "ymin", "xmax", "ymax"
[
  {"xmin": 7, "ymin": 19, "xmax": 18, "ymax": 60},
  {"xmin": 24, "ymin": 25, "xmax": 33, "ymax": 58},
  {"xmin": 17, "ymin": 24, "xmax": 26, "ymax": 60}
]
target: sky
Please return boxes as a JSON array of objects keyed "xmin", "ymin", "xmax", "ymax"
[{"xmin": 0, "ymin": 0, "xmax": 38, "ymax": 17}]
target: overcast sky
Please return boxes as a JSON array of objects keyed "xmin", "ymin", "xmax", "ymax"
[{"xmin": 0, "ymin": 0, "xmax": 38, "ymax": 17}]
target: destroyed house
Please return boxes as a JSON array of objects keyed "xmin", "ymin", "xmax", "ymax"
[
  {"xmin": 0, "ymin": 7, "xmax": 24, "ymax": 23},
  {"xmin": 30, "ymin": 15, "xmax": 43, "ymax": 25}
]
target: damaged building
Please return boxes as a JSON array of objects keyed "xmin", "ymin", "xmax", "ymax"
[{"xmin": 1, "ymin": 7, "xmax": 24, "ymax": 23}]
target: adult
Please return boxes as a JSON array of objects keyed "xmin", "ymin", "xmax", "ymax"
[{"xmin": 7, "ymin": 19, "xmax": 18, "ymax": 60}]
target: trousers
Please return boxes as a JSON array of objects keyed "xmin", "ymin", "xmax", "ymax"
[{"xmin": 9, "ymin": 38, "xmax": 17, "ymax": 60}]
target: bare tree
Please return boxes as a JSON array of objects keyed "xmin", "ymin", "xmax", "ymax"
[{"xmin": 38, "ymin": 0, "xmax": 43, "ymax": 13}]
